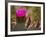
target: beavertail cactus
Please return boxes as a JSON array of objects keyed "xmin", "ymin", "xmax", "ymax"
[{"xmin": 16, "ymin": 7, "xmax": 27, "ymax": 17}]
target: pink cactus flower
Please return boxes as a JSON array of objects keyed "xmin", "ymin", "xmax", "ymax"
[{"xmin": 16, "ymin": 7, "xmax": 27, "ymax": 17}]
